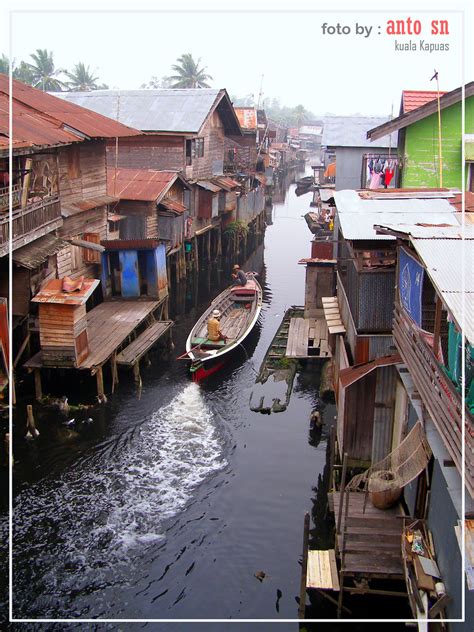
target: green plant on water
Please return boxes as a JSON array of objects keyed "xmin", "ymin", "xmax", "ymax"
[
  {"xmin": 223, "ymin": 220, "xmax": 249, "ymax": 238},
  {"xmin": 276, "ymin": 356, "xmax": 293, "ymax": 369}
]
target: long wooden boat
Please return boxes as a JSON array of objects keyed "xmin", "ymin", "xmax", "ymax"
[{"xmin": 185, "ymin": 275, "xmax": 263, "ymax": 381}]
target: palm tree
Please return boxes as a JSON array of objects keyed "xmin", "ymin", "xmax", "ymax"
[
  {"xmin": 65, "ymin": 62, "xmax": 102, "ymax": 91},
  {"xmin": 168, "ymin": 54, "xmax": 212, "ymax": 89},
  {"xmin": 27, "ymin": 49, "xmax": 66, "ymax": 91},
  {"xmin": 0, "ymin": 54, "xmax": 10, "ymax": 75},
  {"xmin": 13, "ymin": 61, "xmax": 35, "ymax": 85}
]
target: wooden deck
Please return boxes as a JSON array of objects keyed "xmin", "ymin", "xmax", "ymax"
[
  {"xmin": 329, "ymin": 491, "xmax": 404, "ymax": 579},
  {"xmin": 25, "ymin": 299, "xmax": 164, "ymax": 371},
  {"xmin": 286, "ymin": 317, "xmax": 331, "ymax": 359},
  {"xmin": 116, "ymin": 320, "xmax": 173, "ymax": 366},
  {"xmin": 307, "ymin": 550, "xmax": 340, "ymax": 590}
]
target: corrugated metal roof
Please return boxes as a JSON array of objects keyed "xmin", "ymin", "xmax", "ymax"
[
  {"xmin": 196, "ymin": 180, "xmax": 221, "ymax": 193},
  {"xmin": 107, "ymin": 169, "xmax": 177, "ymax": 201},
  {"xmin": 339, "ymin": 354, "xmax": 402, "ymax": 388},
  {"xmin": 401, "ymin": 90, "xmax": 446, "ymax": 113},
  {"xmin": 31, "ymin": 278, "xmax": 100, "ymax": 305},
  {"xmin": 449, "ymin": 192, "xmax": 474, "ymax": 212},
  {"xmin": 335, "ymin": 190, "xmax": 456, "ymax": 240},
  {"xmin": 0, "ymin": 76, "xmax": 141, "ymax": 152},
  {"xmin": 159, "ymin": 199, "xmax": 186, "ymax": 213},
  {"xmin": 410, "ymin": 239, "xmax": 474, "ymax": 292},
  {"xmin": 12, "ymin": 235, "xmax": 70, "ymax": 269},
  {"xmin": 410, "ymin": 238, "xmax": 474, "ymax": 342},
  {"xmin": 62, "ymin": 195, "xmax": 117, "ymax": 217},
  {"xmin": 374, "ymin": 218, "xmax": 474, "ymax": 239},
  {"xmin": 0, "ymin": 76, "xmax": 141, "ymax": 141},
  {"xmin": 54, "ymin": 88, "xmax": 241, "ymax": 135},
  {"xmin": 213, "ymin": 176, "xmax": 240, "ymax": 190},
  {"xmin": 234, "ymin": 107, "xmax": 257, "ymax": 130},
  {"xmin": 0, "ymin": 93, "xmax": 83, "ymax": 150},
  {"xmin": 322, "ymin": 115, "xmax": 397, "ymax": 148}
]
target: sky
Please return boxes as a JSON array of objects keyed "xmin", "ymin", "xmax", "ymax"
[{"xmin": 2, "ymin": 0, "xmax": 473, "ymax": 118}]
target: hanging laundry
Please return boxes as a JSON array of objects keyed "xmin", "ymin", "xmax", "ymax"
[
  {"xmin": 369, "ymin": 172, "xmax": 383, "ymax": 189},
  {"xmin": 384, "ymin": 167, "xmax": 395, "ymax": 187}
]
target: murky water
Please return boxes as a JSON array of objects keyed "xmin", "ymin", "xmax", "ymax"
[{"xmin": 8, "ymin": 167, "xmax": 339, "ymax": 628}]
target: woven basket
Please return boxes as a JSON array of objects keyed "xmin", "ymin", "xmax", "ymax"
[{"xmin": 368, "ymin": 470, "xmax": 402, "ymax": 509}]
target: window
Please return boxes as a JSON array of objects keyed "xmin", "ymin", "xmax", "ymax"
[
  {"xmin": 186, "ymin": 138, "xmax": 205, "ymax": 165},
  {"xmin": 195, "ymin": 138, "xmax": 205, "ymax": 158},
  {"xmin": 82, "ymin": 233, "xmax": 101, "ymax": 264}
]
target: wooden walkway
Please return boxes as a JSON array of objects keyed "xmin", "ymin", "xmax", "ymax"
[
  {"xmin": 116, "ymin": 320, "xmax": 173, "ymax": 366},
  {"xmin": 25, "ymin": 300, "xmax": 164, "ymax": 371},
  {"xmin": 329, "ymin": 491, "xmax": 404, "ymax": 579},
  {"xmin": 286, "ymin": 317, "xmax": 331, "ymax": 359}
]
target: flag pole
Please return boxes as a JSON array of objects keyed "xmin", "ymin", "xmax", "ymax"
[{"xmin": 431, "ymin": 70, "xmax": 443, "ymax": 187}]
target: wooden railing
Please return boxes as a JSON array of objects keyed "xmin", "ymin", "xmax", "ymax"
[
  {"xmin": 0, "ymin": 184, "xmax": 21, "ymax": 212},
  {"xmin": 0, "ymin": 194, "xmax": 62, "ymax": 254},
  {"xmin": 393, "ymin": 302, "xmax": 474, "ymax": 497}
]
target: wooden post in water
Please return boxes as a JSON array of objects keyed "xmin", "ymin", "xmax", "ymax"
[
  {"xmin": 133, "ymin": 361, "xmax": 142, "ymax": 387},
  {"xmin": 336, "ymin": 453, "xmax": 348, "ymax": 536},
  {"xmin": 328, "ymin": 425, "xmax": 336, "ymax": 492},
  {"xmin": 96, "ymin": 366, "xmax": 105, "ymax": 403},
  {"xmin": 111, "ymin": 353, "xmax": 119, "ymax": 394},
  {"xmin": 26, "ymin": 404, "xmax": 39, "ymax": 437},
  {"xmin": 298, "ymin": 511, "xmax": 310, "ymax": 619},
  {"xmin": 194, "ymin": 235, "xmax": 199, "ymax": 272}
]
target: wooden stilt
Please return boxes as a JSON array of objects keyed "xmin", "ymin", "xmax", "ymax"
[
  {"xmin": 26, "ymin": 404, "xmax": 39, "ymax": 437},
  {"xmin": 34, "ymin": 369, "xmax": 42, "ymax": 401},
  {"xmin": 217, "ymin": 228, "xmax": 222, "ymax": 257},
  {"xmin": 111, "ymin": 353, "xmax": 119, "ymax": 394},
  {"xmin": 328, "ymin": 425, "xmax": 336, "ymax": 492},
  {"xmin": 336, "ymin": 453, "xmax": 348, "ymax": 535},
  {"xmin": 207, "ymin": 230, "xmax": 211, "ymax": 262},
  {"xmin": 133, "ymin": 361, "xmax": 142, "ymax": 388},
  {"xmin": 194, "ymin": 235, "xmax": 199, "ymax": 272},
  {"xmin": 298, "ymin": 512, "xmax": 310, "ymax": 619},
  {"xmin": 96, "ymin": 366, "xmax": 105, "ymax": 403}
]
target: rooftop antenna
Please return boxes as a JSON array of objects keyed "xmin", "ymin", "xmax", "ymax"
[{"xmin": 430, "ymin": 69, "xmax": 443, "ymax": 187}]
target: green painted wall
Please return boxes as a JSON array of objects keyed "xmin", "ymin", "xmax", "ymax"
[{"xmin": 401, "ymin": 96, "xmax": 474, "ymax": 188}]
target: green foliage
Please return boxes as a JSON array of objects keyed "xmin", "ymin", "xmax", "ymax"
[
  {"xmin": 262, "ymin": 97, "xmax": 316, "ymax": 127},
  {"xmin": 140, "ymin": 76, "xmax": 172, "ymax": 89},
  {"xmin": 223, "ymin": 221, "xmax": 249, "ymax": 237},
  {"xmin": 65, "ymin": 62, "xmax": 105, "ymax": 91},
  {"xmin": 27, "ymin": 48, "xmax": 67, "ymax": 91},
  {"xmin": 0, "ymin": 54, "xmax": 9, "ymax": 75},
  {"xmin": 168, "ymin": 53, "xmax": 213, "ymax": 89}
]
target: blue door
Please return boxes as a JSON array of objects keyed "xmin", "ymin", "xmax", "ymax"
[{"xmin": 119, "ymin": 250, "xmax": 140, "ymax": 297}]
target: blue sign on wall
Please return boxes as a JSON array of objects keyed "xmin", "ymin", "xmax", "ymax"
[{"xmin": 399, "ymin": 247, "xmax": 424, "ymax": 326}]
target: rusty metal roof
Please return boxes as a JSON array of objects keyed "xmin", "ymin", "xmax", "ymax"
[
  {"xmin": 339, "ymin": 354, "xmax": 402, "ymax": 388},
  {"xmin": 449, "ymin": 192, "xmax": 474, "ymax": 212},
  {"xmin": 196, "ymin": 180, "xmax": 222, "ymax": 193},
  {"xmin": 213, "ymin": 176, "xmax": 240, "ymax": 190},
  {"xmin": 107, "ymin": 168, "xmax": 178, "ymax": 201},
  {"xmin": 31, "ymin": 278, "xmax": 100, "ymax": 305},
  {"xmin": 0, "ymin": 76, "xmax": 142, "ymax": 152},
  {"xmin": 12, "ymin": 234, "xmax": 70, "ymax": 269},
  {"xmin": 62, "ymin": 195, "xmax": 118, "ymax": 217},
  {"xmin": 0, "ymin": 93, "xmax": 82, "ymax": 151},
  {"xmin": 401, "ymin": 90, "xmax": 447, "ymax": 113},
  {"xmin": 159, "ymin": 198, "xmax": 186, "ymax": 213}
]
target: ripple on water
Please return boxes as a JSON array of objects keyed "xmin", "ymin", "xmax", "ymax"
[{"xmin": 13, "ymin": 383, "xmax": 227, "ymax": 617}]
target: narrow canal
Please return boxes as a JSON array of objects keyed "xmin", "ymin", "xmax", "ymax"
[{"xmin": 10, "ymin": 168, "xmax": 338, "ymax": 627}]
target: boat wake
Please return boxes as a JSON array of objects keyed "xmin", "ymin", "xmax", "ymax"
[{"xmin": 13, "ymin": 383, "xmax": 226, "ymax": 615}]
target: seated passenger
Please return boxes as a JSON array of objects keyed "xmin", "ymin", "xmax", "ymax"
[
  {"xmin": 232, "ymin": 264, "xmax": 247, "ymax": 286},
  {"xmin": 207, "ymin": 309, "xmax": 226, "ymax": 342}
]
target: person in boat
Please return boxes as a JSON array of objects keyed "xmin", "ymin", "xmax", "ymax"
[
  {"xmin": 207, "ymin": 309, "xmax": 226, "ymax": 342},
  {"xmin": 232, "ymin": 264, "xmax": 247, "ymax": 286}
]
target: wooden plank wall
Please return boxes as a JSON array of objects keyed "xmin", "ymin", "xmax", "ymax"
[
  {"xmin": 58, "ymin": 141, "xmax": 107, "ymax": 205},
  {"xmin": 192, "ymin": 111, "xmax": 225, "ymax": 181},
  {"xmin": 106, "ymin": 135, "xmax": 184, "ymax": 171}
]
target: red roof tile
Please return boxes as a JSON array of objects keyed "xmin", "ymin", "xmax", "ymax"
[
  {"xmin": 401, "ymin": 90, "xmax": 447, "ymax": 113},
  {"xmin": 107, "ymin": 168, "xmax": 178, "ymax": 201},
  {"xmin": 0, "ymin": 75, "xmax": 142, "ymax": 151}
]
